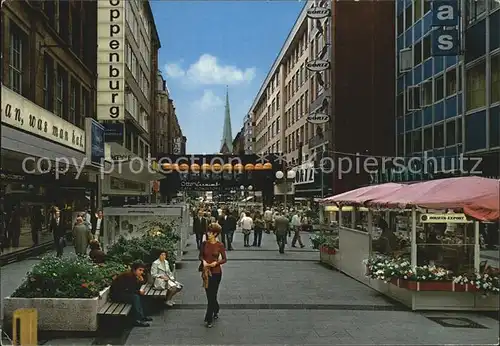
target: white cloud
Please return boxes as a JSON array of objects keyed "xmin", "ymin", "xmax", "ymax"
[
  {"xmin": 164, "ymin": 54, "xmax": 256, "ymax": 85},
  {"xmin": 164, "ymin": 63, "xmax": 185, "ymax": 78},
  {"xmin": 192, "ymin": 90, "xmax": 223, "ymax": 112}
]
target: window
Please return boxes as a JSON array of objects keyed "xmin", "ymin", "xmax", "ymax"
[
  {"xmin": 276, "ymin": 116, "xmax": 280, "ymax": 133},
  {"xmin": 9, "ymin": 24, "xmax": 26, "ymax": 94},
  {"xmin": 43, "ymin": 55, "xmax": 54, "ymax": 111},
  {"xmin": 446, "ymin": 68, "xmax": 457, "ymax": 96},
  {"xmin": 421, "ymin": 80, "xmax": 432, "ymax": 106},
  {"xmin": 397, "ymin": 13, "xmax": 404, "ymax": 36},
  {"xmin": 276, "ymin": 92, "xmax": 280, "ymax": 109},
  {"xmin": 405, "ymin": 3, "xmax": 413, "ymax": 30},
  {"xmin": 446, "ymin": 120, "xmax": 456, "ymax": 146},
  {"xmin": 492, "ymin": 54, "xmax": 500, "ymax": 103},
  {"xmin": 412, "ymin": 130, "xmax": 422, "ymax": 152},
  {"xmin": 69, "ymin": 83, "xmax": 77, "ymax": 124},
  {"xmin": 54, "ymin": 67, "xmax": 65, "ymax": 117},
  {"xmin": 434, "ymin": 75, "xmax": 444, "ymax": 101},
  {"xmin": 397, "ymin": 93, "xmax": 404, "ymax": 117},
  {"xmin": 415, "ymin": 0, "xmax": 423, "ymax": 20},
  {"xmin": 434, "ymin": 123, "xmax": 444, "ymax": 148},
  {"xmin": 397, "ymin": 135, "xmax": 404, "ymax": 155},
  {"xmin": 407, "ymin": 86, "xmax": 421, "ymax": 111},
  {"xmin": 304, "ymin": 90, "xmax": 309, "ymax": 113},
  {"xmin": 491, "ymin": 0, "xmax": 500, "ymax": 11},
  {"xmin": 81, "ymin": 88, "xmax": 89, "ymax": 128},
  {"xmin": 413, "ymin": 41, "xmax": 422, "ymax": 66},
  {"xmin": 424, "ymin": 0, "xmax": 431, "ymax": 14},
  {"xmin": 423, "ymin": 35, "xmax": 431, "ymax": 61},
  {"xmin": 466, "ymin": 60, "xmax": 486, "ymax": 110},
  {"xmin": 71, "ymin": 5, "xmax": 81, "ymax": 56},
  {"xmin": 405, "ymin": 133, "xmax": 412, "ymax": 155},
  {"xmin": 423, "ymin": 127, "xmax": 433, "ymax": 150},
  {"xmin": 467, "ymin": 0, "xmax": 487, "ymax": 23}
]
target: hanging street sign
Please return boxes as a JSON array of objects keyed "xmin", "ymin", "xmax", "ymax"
[
  {"xmin": 307, "ymin": 113, "xmax": 330, "ymax": 124},
  {"xmin": 306, "ymin": 59, "xmax": 330, "ymax": 72},
  {"xmin": 306, "ymin": 6, "xmax": 330, "ymax": 20}
]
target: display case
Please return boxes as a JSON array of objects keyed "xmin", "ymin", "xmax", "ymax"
[{"xmin": 103, "ymin": 204, "xmax": 190, "ymax": 261}]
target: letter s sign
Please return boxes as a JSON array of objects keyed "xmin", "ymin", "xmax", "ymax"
[{"xmin": 431, "ymin": 28, "xmax": 459, "ymax": 56}]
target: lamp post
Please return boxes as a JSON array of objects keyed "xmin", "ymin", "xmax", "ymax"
[
  {"xmin": 275, "ymin": 169, "xmax": 296, "ymax": 211},
  {"xmin": 240, "ymin": 185, "xmax": 253, "ymax": 209}
]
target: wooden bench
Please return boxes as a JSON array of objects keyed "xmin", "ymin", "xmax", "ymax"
[
  {"xmin": 141, "ymin": 283, "xmax": 168, "ymax": 297},
  {"xmin": 98, "ymin": 301, "xmax": 132, "ymax": 317}
]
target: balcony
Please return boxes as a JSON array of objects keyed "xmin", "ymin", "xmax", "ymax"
[{"xmin": 308, "ymin": 130, "xmax": 331, "ymax": 148}]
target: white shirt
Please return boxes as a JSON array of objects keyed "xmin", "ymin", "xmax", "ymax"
[
  {"xmin": 264, "ymin": 210, "xmax": 273, "ymax": 221},
  {"xmin": 240, "ymin": 216, "xmax": 253, "ymax": 230},
  {"xmin": 291, "ymin": 214, "xmax": 301, "ymax": 227},
  {"xmin": 218, "ymin": 208, "xmax": 222, "ymax": 216},
  {"xmin": 95, "ymin": 218, "xmax": 102, "ymax": 238}
]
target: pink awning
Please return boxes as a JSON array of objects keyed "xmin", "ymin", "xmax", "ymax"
[
  {"xmin": 367, "ymin": 176, "xmax": 500, "ymax": 221},
  {"xmin": 320, "ymin": 183, "xmax": 404, "ymax": 205}
]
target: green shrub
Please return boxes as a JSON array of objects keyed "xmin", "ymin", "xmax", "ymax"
[
  {"xmin": 310, "ymin": 232, "xmax": 338, "ymax": 249},
  {"xmin": 12, "ymin": 256, "xmax": 127, "ymax": 299}
]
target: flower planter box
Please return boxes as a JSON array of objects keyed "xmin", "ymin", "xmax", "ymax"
[
  {"xmin": 3, "ymin": 287, "xmax": 110, "ymax": 332},
  {"xmin": 388, "ymin": 278, "xmax": 480, "ymax": 292}
]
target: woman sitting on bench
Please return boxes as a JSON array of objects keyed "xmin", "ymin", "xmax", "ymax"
[{"xmin": 151, "ymin": 249, "xmax": 183, "ymax": 306}]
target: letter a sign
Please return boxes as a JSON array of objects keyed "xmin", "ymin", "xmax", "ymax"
[{"xmin": 431, "ymin": 0, "xmax": 459, "ymax": 27}]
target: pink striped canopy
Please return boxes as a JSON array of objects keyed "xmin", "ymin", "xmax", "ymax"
[
  {"xmin": 320, "ymin": 182, "xmax": 404, "ymax": 205},
  {"xmin": 366, "ymin": 176, "xmax": 499, "ymax": 221}
]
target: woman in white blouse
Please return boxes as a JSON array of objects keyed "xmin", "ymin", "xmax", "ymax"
[{"xmin": 150, "ymin": 250, "xmax": 183, "ymax": 306}]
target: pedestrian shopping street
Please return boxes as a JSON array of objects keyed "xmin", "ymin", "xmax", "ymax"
[{"xmin": 123, "ymin": 232, "xmax": 498, "ymax": 345}]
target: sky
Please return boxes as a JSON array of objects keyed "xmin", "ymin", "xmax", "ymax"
[{"xmin": 150, "ymin": 1, "xmax": 305, "ymax": 154}]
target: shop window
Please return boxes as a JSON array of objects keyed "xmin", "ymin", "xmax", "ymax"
[
  {"xmin": 405, "ymin": 133, "xmax": 412, "ymax": 155},
  {"xmin": 423, "ymin": 127, "xmax": 433, "ymax": 150},
  {"xmin": 446, "ymin": 120, "xmax": 456, "ymax": 146},
  {"xmin": 422, "ymin": 35, "xmax": 431, "ymax": 61},
  {"xmin": 434, "ymin": 75, "xmax": 444, "ymax": 101},
  {"xmin": 405, "ymin": 3, "xmax": 413, "ymax": 30},
  {"xmin": 492, "ymin": 54, "xmax": 500, "ymax": 104},
  {"xmin": 466, "ymin": 60, "xmax": 486, "ymax": 110},
  {"xmin": 43, "ymin": 54, "xmax": 54, "ymax": 111},
  {"xmin": 421, "ymin": 80, "xmax": 433, "ymax": 106},
  {"xmin": 412, "ymin": 130, "xmax": 422, "ymax": 152},
  {"xmin": 445, "ymin": 68, "xmax": 457, "ymax": 96},
  {"xmin": 413, "ymin": 41, "xmax": 422, "ymax": 66},
  {"xmin": 434, "ymin": 123, "xmax": 444, "ymax": 148}
]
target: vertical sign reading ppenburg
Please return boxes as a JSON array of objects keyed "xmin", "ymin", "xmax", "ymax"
[{"xmin": 97, "ymin": 0, "xmax": 125, "ymax": 120}]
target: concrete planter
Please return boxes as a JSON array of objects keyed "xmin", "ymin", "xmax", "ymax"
[{"xmin": 3, "ymin": 287, "xmax": 110, "ymax": 332}]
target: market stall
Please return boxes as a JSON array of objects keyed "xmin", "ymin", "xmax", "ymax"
[{"xmin": 320, "ymin": 176, "xmax": 500, "ymax": 311}]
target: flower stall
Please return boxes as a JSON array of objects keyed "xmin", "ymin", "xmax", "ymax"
[{"xmin": 320, "ymin": 176, "xmax": 500, "ymax": 311}]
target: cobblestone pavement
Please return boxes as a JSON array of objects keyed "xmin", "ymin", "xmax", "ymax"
[{"xmin": 124, "ymin": 232, "xmax": 500, "ymax": 345}]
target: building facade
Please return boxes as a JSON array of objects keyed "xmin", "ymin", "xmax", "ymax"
[
  {"xmin": 153, "ymin": 72, "xmax": 185, "ymax": 156},
  {"xmin": 232, "ymin": 128, "xmax": 245, "ymax": 155},
  {"xmin": 1, "ymin": 0, "xmax": 101, "ymax": 258},
  {"xmin": 249, "ymin": 1, "xmax": 396, "ymax": 198},
  {"xmin": 395, "ymin": 0, "xmax": 499, "ymax": 181},
  {"xmin": 243, "ymin": 112, "xmax": 254, "ymax": 154},
  {"xmin": 97, "ymin": 0, "xmax": 163, "ymax": 202}
]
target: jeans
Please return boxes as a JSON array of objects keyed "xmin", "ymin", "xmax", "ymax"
[
  {"xmin": 223, "ymin": 231, "xmax": 234, "ymax": 249},
  {"xmin": 276, "ymin": 234, "xmax": 286, "ymax": 253},
  {"xmin": 113, "ymin": 293, "xmax": 145, "ymax": 321},
  {"xmin": 243, "ymin": 233, "xmax": 250, "ymax": 246},
  {"xmin": 204, "ymin": 273, "xmax": 222, "ymax": 323},
  {"xmin": 195, "ymin": 233, "xmax": 204, "ymax": 249},
  {"xmin": 53, "ymin": 235, "xmax": 64, "ymax": 257},
  {"xmin": 253, "ymin": 229, "xmax": 263, "ymax": 246},
  {"xmin": 292, "ymin": 227, "xmax": 303, "ymax": 246}
]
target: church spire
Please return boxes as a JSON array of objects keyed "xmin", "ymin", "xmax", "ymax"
[{"xmin": 220, "ymin": 86, "xmax": 233, "ymax": 153}]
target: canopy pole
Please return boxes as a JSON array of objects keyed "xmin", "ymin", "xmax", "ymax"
[
  {"xmin": 474, "ymin": 221, "xmax": 480, "ymax": 272},
  {"xmin": 339, "ymin": 209, "xmax": 343, "ymax": 227},
  {"xmin": 411, "ymin": 207, "xmax": 417, "ymax": 268},
  {"xmin": 367, "ymin": 209, "xmax": 373, "ymax": 256},
  {"xmin": 351, "ymin": 208, "xmax": 356, "ymax": 228}
]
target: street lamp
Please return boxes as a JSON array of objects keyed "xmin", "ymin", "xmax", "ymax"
[
  {"xmin": 275, "ymin": 169, "xmax": 296, "ymax": 210},
  {"xmin": 240, "ymin": 185, "xmax": 253, "ymax": 207}
]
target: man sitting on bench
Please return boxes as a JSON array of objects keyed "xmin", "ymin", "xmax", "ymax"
[{"xmin": 110, "ymin": 261, "xmax": 153, "ymax": 327}]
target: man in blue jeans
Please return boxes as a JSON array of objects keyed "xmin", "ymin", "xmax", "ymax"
[{"xmin": 110, "ymin": 261, "xmax": 152, "ymax": 327}]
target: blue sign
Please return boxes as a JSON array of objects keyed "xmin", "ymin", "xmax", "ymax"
[
  {"xmin": 432, "ymin": 0, "xmax": 459, "ymax": 26},
  {"xmin": 103, "ymin": 123, "xmax": 124, "ymax": 142},
  {"xmin": 431, "ymin": 28, "xmax": 460, "ymax": 56},
  {"xmin": 91, "ymin": 120, "xmax": 105, "ymax": 165}
]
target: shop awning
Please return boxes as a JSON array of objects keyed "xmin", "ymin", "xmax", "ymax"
[
  {"xmin": 320, "ymin": 183, "xmax": 404, "ymax": 205},
  {"xmin": 325, "ymin": 206, "xmax": 369, "ymax": 212},
  {"xmin": 367, "ymin": 176, "xmax": 499, "ymax": 221}
]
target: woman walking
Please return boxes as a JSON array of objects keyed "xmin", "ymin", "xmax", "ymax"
[{"xmin": 199, "ymin": 223, "xmax": 227, "ymax": 328}]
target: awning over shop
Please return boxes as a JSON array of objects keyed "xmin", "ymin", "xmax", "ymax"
[{"xmin": 321, "ymin": 176, "xmax": 499, "ymax": 221}]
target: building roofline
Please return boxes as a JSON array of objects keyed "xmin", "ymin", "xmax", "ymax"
[
  {"xmin": 145, "ymin": 1, "xmax": 161, "ymax": 47},
  {"xmin": 247, "ymin": 1, "xmax": 310, "ymax": 115}
]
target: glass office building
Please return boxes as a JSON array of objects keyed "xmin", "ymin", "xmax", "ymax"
[{"xmin": 395, "ymin": 0, "xmax": 499, "ymax": 174}]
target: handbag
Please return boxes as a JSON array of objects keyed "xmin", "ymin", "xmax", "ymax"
[{"xmin": 198, "ymin": 241, "xmax": 206, "ymax": 272}]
